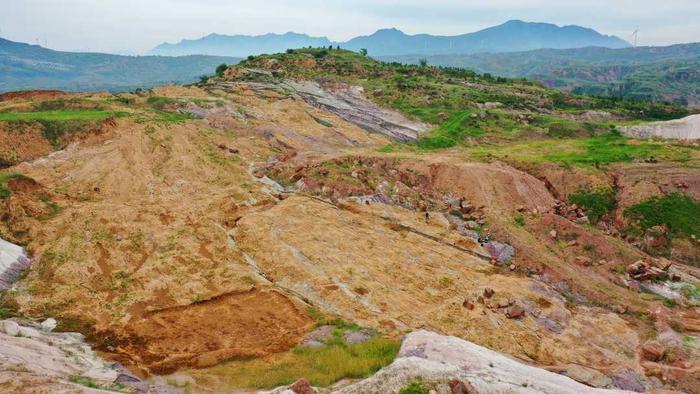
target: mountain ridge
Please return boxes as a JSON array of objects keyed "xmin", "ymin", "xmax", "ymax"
[
  {"xmin": 0, "ymin": 37, "xmax": 241, "ymax": 92},
  {"xmin": 148, "ymin": 20, "xmax": 630, "ymax": 57}
]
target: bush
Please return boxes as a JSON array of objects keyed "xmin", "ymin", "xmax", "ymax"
[
  {"xmin": 624, "ymin": 193, "xmax": 700, "ymax": 238},
  {"xmin": 215, "ymin": 63, "xmax": 229, "ymax": 77},
  {"xmin": 569, "ymin": 187, "xmax": 616, "ymax": 223},
  {"xmin": 399, "ymin": 382, "xmax": 429, "ymax": 394}
]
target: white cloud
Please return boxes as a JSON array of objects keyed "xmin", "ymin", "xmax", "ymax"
[{"xmin": 0, "ymin": 0, "xmax": 698, "ymax": 53}]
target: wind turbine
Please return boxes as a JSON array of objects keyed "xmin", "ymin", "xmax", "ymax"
[{"xmin": 632, "ymin": 28, "xmax": 639, "ymax": 48}]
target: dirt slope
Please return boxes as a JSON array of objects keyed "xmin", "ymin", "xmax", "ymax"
[{"xmin": 0, "ymin": 82, "xmax": 698, "ymax": 392}]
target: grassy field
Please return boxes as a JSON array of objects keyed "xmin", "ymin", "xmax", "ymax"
[
  {"xmin": 466, "ymin": 132, "xmax": 693, "ymax": 166},
  {"xmin": 185, "ymin": 336, "xmax": 400, "ymax": 390},
  {"xmin": 625, "ymin": 193, "xmax": 700, "ymax": 238},
  {"xmin": 0, "ymin": 110, "xmax": 120, "ymax": 122}
]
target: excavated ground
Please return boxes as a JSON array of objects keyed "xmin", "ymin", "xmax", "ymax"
[{"xmin": 0, "ymin": 83, "xmax": 698, "ymax": 392}]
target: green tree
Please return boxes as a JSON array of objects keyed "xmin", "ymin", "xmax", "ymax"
[
  {"xmin": 359, "ymin": 48, "xmax": 368, "ymax": 56},
  {"xmin": 215, "ymin": 64, "xmax": 228, "ymax": 77},
  {"xmin": 419, "ymin": 58, "xmax": 428, "ymax": 67}
]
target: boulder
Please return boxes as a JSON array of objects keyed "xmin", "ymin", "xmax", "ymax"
[
  {"xmin": 0, "ymin": 320, "xmax": 20, "ymax": 336},
  {"xmin": 334, "ymin": 330, "xmax": 633, "ymax": 394},
  {"xmin": 40, "ymin": 318, "xmax": 57, "ymax": 333},
  {"xmin": 506, "ymin": 304, "xmax": 526, "ymax": 319},
  {"xmin": 343, "ymin": 329, "xmax": 373, "ymax": 345},
  {"xmin": 290, "ymin": 378, "xmax": 315, "ymax": 394},
  {"xmin": 483, "ymin": 241, "xmax": 515, "ymax": 264},
  {"xmin": 448, "ymin": 379, "xmax": 477, "ymax": 394},
  {"xmin": 640, "ymin": 340, "xmax": 665, "ymax": 362},
  {"xmin": 0, "ymin": 238, "xmax": 31, "ymax": 290},
  {"xmin": 626, "ymin": 260, "xmax": 667, "ymax": 281}
]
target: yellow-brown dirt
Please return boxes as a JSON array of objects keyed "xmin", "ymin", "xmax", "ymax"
[{"xmin": 1, "ymin": 85, "xmax": 698, "ymax": 391}]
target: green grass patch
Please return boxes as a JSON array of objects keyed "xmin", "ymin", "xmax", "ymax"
[
  {"xmin": 146, "ymin": 96, "xmax": 178, "ymax": 110},
  {"xmin": 0, "ymin": 110, "xmax": 117, "ymax": 122},
  {"xmin": 188, "ymin": 336, "xmax": 400, "ymax": 389},
  {"xmin": 0, "ymin": 110, "xmax": 127, "ymax": 148},
  {"xmin": 468, "ymin": 131, "xmax": 691, "ymax": 167},
  {"xmin": 624, "ymin": 193, "xmax": 700, "ymax": 238},
  {"xmin": 544, "ymin": 132, "xmax": 686, "ymax": 165},
  {"xmin": 399, "ymin": 381, "xmax": 430, "ymax": 394},
  {"xmin": 417, "ymin": 111, "xmax": 483, "ymax": 149},
  {"xmin": 569, "ymin": 187, "xmax": 616, "ymax": 223},
  {"xmin": 0, "ymin": 173, "xmax": 33, "ymax": 199}
]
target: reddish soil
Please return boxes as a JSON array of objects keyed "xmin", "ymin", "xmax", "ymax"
[
  {"xmin": 107, "ymin": 288, "xmax": 313, "ymax": 375},
  {"xmin": 0, "ymin": 90, "xmax": 67, "ymax": 102}
]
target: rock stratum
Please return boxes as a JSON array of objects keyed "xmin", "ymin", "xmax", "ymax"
[{"xmin": 621, "ymin": 114, "xmax": 700, "ymax": 140}]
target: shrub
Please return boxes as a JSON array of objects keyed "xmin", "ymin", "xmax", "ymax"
[
  {"xmin": 215, "ymin": 63, "xmax": 229, "ymax": 77},
  {"xmin": 399, "ymin": 382, "xmax": 429, "ymax": 394},
  {"xmin": 569, "ymin": 187, "xmax": 616, "ymax": 223}
]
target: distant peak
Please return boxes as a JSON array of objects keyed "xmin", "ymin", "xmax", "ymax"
[{"xmin": 373, "ymin": 27, "xmax": 405, "ymax": 35}]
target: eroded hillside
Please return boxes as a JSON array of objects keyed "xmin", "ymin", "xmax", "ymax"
[{"xmin": 0, "ymin": 49, "xmax": 699, "ymax": 393}]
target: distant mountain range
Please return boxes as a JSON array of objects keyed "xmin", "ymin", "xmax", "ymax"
[
  {"xmin": 0, "ymin": 37, "xmax": 241, "ymax": 93},
  {"xmin": 149, "ymin": 20, "xmax": 630, "ymax": 57},
  {"xmin": 381, "ymin": 43, "xmax": 700, "ymax": 107}
]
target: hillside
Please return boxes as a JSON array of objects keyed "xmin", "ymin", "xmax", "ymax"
[
  {"xmin": 382, "ymin": 43, "xmax": 700, "ymax": 107},
  {"xmin": 0, "ymin": 37, "xmax": 241, "ymax": 92},
  {"xmin": 149, "ymin": 20, "xmax": 629, "ymax": 57},
  {"xmin": 0, "ymin": 49, "xmax": 699, "ymax": 393}
]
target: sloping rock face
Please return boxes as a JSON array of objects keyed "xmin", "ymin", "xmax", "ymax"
[
  {"xmin": 0, "ymin": 238, "xmax": 30, "ymax": 290},
  {"xmin": 338, "ymin": 330, "xmax": 634, "ymax": 394},
  {"xmin": 620, "ymin": 114, "xmax": 700, "ymax": 140},
  {"xmin": 282, "ymin": 80, "xmax": 429, "ymax": 141},
  {"xmin": 216, "ymin": 68, "xmax": 429, "ymax": 141},
  {"xmin": 0, "ymin": 318, "xmax": 119, "ymax": 392}
]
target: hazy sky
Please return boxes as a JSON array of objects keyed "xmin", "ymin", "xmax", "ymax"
[{"xmin": 1, "ymin": 0, "xmax": 699, "ymax": 53}]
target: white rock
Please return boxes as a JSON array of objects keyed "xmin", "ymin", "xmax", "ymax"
[
  {"xmin": 620, "ymin": 114, "xmax": 700, "ymax": 140},
  {"xmin": 41, "ymin": 318, "xmax": 58, "ymax": 332},
  {"xmin": 336, "ymin": 330, "xmax": 635, "ymax": 394},
  {"xmin": 0, "ymin": 320, "xmax": 20, "ymax": 336},
  {"xmin": 0, "ymin": 237, "xmax": 31, "ymax": 290}
]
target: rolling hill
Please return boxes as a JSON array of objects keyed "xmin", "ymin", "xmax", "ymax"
[
  {"xmin": 0, "ymin": 37, "xmax": 241, "ymax": 92},
  {"xmin": 383, "ymin": 43, "xmax": 700, "ymax": 107},
  {"xmin": 148, "ymin": 20, "xmax": 629, "ymax": 57}
]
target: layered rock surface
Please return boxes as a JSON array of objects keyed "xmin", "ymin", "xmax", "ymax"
[
  {"xmin": 336, "ymin": 330, "xmax": 635, "ymax": 394},
  {"xmin": 0, "ymin": 238, "xmax": 30, "ymax": 290},
  {"xmin": 621, "ymin": 114, "xmax": 700, "ymax": 140}
]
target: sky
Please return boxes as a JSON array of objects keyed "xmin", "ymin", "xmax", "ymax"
[{"xmin": 1, "ymin": 0, "xmax": 699, "ymax": 53}]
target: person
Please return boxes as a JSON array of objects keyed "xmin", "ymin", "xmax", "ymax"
[{"xmin": 478, "ymin": 232, "xmax": 491, "ymax": 246}]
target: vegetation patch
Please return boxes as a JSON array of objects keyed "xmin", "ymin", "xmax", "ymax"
[
  {"xmin": 0, "ymin": 173, "xmax": 34, "ymax": 199},
  {"xmin": 188, "ymin": 336, "xmax": 400, "ymax": 389},
  {"xmin": 569, "ymin": 187, "xmax": 616, "ymax": 223},
  {"xmin": 69, "ymin": 375, "xmax": 125, "ymax": 392},
  {"xmin": 468, "ymin": 131, "xmax": 691, "ymax": 167},
  {"xmin": 398, "ymin": 381, "xmax": 430, "ymax": 394},
  {"xmin": 624, "ymin": 193, "xmax": 700, "ymax": 238},
  {"xmin": 0, "ymin": 110, "xmax": 116, "ymax": 122},
  {"xmin": 417, "ymin": 111, "xmax": 483, "ymax": 149}
]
